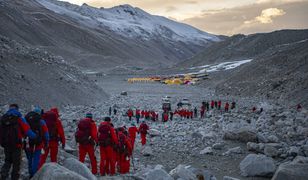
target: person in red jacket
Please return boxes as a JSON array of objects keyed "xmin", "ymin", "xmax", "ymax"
[
  {"xmin": 39, "ymin": 108, "xmax": 65, "ymax": 168},
  {"xmin": 141, "ymin": 110, "xmax": 145, "ymax": 119},
  {"xmin": 75, "ymin": 113, "xmax": 98, "ymax": 174},
  {"xmin": 139, "ymin": 121, "xmax": 149, "ymax": 146},
  {"xmin": 135, "ymin": 109, "xmax": 141, "ymax": 124},
  {"xmin": 211, "ymin": 100, "xmax": 215, "ymax": 109},
  {"xmin": 117, "ymin": 127, "xmax": 132, "ymax": 174},
  {"xmin": 218, "ymin": 101, "xmax": 222, "ymax": 110},
  {"xmin": 128, "ymin": 123, "xmax": 138, "ymax": 150},
  {"xmin": 200, "ymin": 105, "xmax": 205, "ymax": 118},
  {"xmin": 98, "ymin": 117, "xmax": 118, "ymax": 176},
  {"xmin": 162, "ymin": 112, "xmax": 169, "ymax": 122},
  {"xmin": 224, "ymin": 102, "xmax": 229, "ymax": 112},
  {"xmin": 127, "ymin": 109, "xmax": 133, "ymax": 121},
  {"xmin": 1, "ymin": 104, "xmax": 37, "ymax": 180}
]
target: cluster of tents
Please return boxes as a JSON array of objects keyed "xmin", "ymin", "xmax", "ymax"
[{"xmin": 127, "ymin": 73, "xmax": 208, "ymax": 85}]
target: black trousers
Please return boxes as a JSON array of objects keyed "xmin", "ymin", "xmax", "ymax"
[{"xmin": 1, "ymin": 147, "xmax": 22, "ymax": 180}]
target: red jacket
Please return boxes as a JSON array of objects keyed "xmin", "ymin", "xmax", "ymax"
[
  {"xmin": 218, "ymin": 101, "xmax": 222, "ymax": 106},
  {"xmin": 99, "ymin": 121, "xmax": 118, "ymax": 145},
  {"xmin": 225, "ymin": 103, "xmax": 229, "ymax": 109},
  {"xmin": 127, "ymin": 110, "xmax": 133, "ymax": 117},
  {"xmin": 139, "ymin": 123, "xmax": 149, "ymax": 134},
  {"xmin": 163, "ymin": 113, "xmax": 169, "ymax": 121},
  {"xmin": 128, "ymin": 126, "xmax": 138, "ymax": 139},
  {"xmin": 50, "ymin": 108, "xmax": 65, "ymax": 146},
  {"xmin": 118, "ymin": 131, "xmax": 132, "ymax": 156},
  {"xmin": 136, "ymin": 109, "xmax": 141, "ymax": 116},
  {"xmin": 211, "ymin": 101, "xmax": 215, "ymax": 107}
]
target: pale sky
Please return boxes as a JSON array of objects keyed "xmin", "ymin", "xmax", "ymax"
[{"xmin": 60, "ymin": 0, "xmax": 308, "ymax": 35}]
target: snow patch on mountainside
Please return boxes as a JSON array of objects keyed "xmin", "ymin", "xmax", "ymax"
[
  {"xmin": 36, "ymin": 0, "xmax": 219, "ymax": 44},
  {"xmin": 189, "ymin": 59, "xmax": 253, "ymax": 73}
]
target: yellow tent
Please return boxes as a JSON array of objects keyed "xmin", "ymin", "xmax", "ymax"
[{"xmin": 173, "ymin": 78, "xmax": 183, "ymax": 85}]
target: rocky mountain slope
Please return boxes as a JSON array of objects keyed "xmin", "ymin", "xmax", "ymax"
[
  {"xmin": 178, "ymin": 29, "xmax": 308, "ymax": 67},
  {"xmin": 0, "ymin": 35, "xmax": 108, "ymax": 108},
  {"xmin": 0, "ymin": 0, "xmax": 219, "ymax": 72},
  {"xmin": 215, "ymin": 37, "xmax": 308, "ymax": 106},
  {"xmin": 176, "ymin": 29, "xmax": 308, "ymax": 106}
]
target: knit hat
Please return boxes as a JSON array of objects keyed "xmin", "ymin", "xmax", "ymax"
[{"xmin": 86, "ymin": 113, "xmax": 93, "ymax": 118}]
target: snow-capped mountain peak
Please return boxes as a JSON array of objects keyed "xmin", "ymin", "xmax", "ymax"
[{"xmin": 37, "ymin": 0, "xmax": 219, "ymax": 44}]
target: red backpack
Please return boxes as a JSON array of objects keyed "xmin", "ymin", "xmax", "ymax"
[
  {"xmin": 139, "ymin": 123, "xmax": 148, "ymax": 134},
  {"xmin": 43, "ymin": 111, "xmax": 58, "ymax": 140},
  {"xmin": 98, "ymin": 123, "xmax": 112, "ymax": 147},
  {"xmin": 75, "ymin": 119, "xmax": 92, "ymax": 145},
  {"xmin": 117, "ymin": 132, "xmax": 127, "ymax": 154}
]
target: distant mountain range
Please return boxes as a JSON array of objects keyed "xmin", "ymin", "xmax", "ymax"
[{"xmin": 0, "ymin": 0, "xmax": 219, "ymax": 72}]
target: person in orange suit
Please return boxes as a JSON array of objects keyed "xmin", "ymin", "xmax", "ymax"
[
  {"xmin": 39, "ymin": 107, "xmax": 65, "ymax": 168},
  {"xmin": 139, "ymin": 121, "xmax": 149, "ymax": 146},
  {"xmin": 117, "ymin": 127, "xmax": 132, "ymax": 174},
  {"xmin": 75, "ymin": 113, "xmax": 98, "ymax": 174},
  {"xmin": 128, "ymin": 123, "xmax": 138, "ymax": 150},
  {"xmin": 98, "ymin": 117, "xmax": 118, "ymax": 176}
]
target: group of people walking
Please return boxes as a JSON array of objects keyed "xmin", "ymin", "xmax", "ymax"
[
  {"xmin": 75, "ymin": 114, "xmax": 149, "ymax": 176},
  {"xmin": 0, "ymin": 104, "xmax": 65, "ymax": 179},
  {"xmin": 0, "ymin": 104, "xmax": 150, "ymax": 179},
  {"xmin": 127, "ymin": 109, "xmax": 159, "ymax": 123}
]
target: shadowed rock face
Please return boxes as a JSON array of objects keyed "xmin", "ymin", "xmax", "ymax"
[{"xmin": 0, "ymin": 36, "xmax": 108, "ymax": 107}]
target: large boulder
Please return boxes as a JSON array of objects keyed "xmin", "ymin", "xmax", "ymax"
[
  {"xmin": 169, "ymin": 164, "xmax": 196, "ymax": 180},
  {"xmin": 223, "ymin": 176, "xmax": 240, "ymax": 180},
  {"xmin": 200, "ymin": 147, "xmax": 213, "ymax": 155},
  {"xmin": 191, "ymin": 131, "xmax": 203, "ymax": 139},
  {"xmin": 145, "ymin": 168, "xmax": 173, "ymax": 180},
  {"xmin": 212, "ymin": 142, "xmax": 224, "ymax": 150},
  {"xmin": 267, "ymin": 135, "xmax": 279, "ymax": 143},
  {"xmin": 62, "ymin": 158, "xmax": 96, "ymax": 180},
  {"xmin": 32, "ymin": 163, "xmax": 87, "ymax": 180},
  {"xmin": 148, "ymin": 129, "xmax": 161, "ymax": 137},
  {"xmin": 223, "ymin": 147, "xmax": 243, "ymax": 156},
  {"xmin": 223, "ymin": 129, "xmax": 257, "ymax": 143},
  {"xmin": 247, "ymin": 142, "xmax": 264, "ymax": 153},
  {"xmin": 239, "ymin": 154, "xmax": 276, "ymax": 177},
  {"xmin": 272, "ymin": 161, "xmax": 308, "ymax": 180},
  {"xmin": 288, "ymin": 146, "xmax": 300, "ymax": 157},
  {"xmin": 142, "ymin": 146, "xmax": 153, "ymax": 156},
  {"xmin": 264, "ymin": 145, "xmax": 279, "ymax": 157}
]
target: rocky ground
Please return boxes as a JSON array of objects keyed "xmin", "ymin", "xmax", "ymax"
[{"xmin": 1, "ymin": 74, "xmax": 307, "ymax": 180}]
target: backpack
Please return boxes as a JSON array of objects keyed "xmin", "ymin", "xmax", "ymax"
[
  {"xmin": 75, "ymin": 119, "xmax": 92, "ymax": 145},
  {"xmin": 25, "ymin": 112, "xmax": 43, "ymax": 146},
  {"xmin": 44, "ymin": 111, "xmax": 58, "ymax": 140},
  {"xmin": 117, "ymin": 133, "xmax": 127, "ymax": 154},
  {"xmin": 98, "ymin": 123, "xmax": 111, "ymax": 147},
  {"xmin": 139, "ymin": 123, "xmax": 148, "ymax": 134},
  {"xmin": 0, "ymin": 114, "xmax": 20, "ymax": 149}
]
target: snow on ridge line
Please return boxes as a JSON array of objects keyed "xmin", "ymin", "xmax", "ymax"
[
  {"xmin": 36, "ymin": 0, "xmax": 219, "ymax": 43},
  {"xmin": 189, "ymin": 59, "xmax": 253, "ymax": 74}
]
